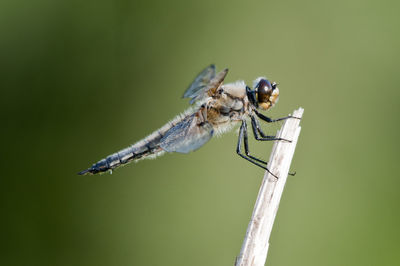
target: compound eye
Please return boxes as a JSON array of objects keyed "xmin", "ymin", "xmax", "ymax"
[
  {"xmin": 256, "ymin": 79, "xmax": 272, "ymax": 92},
  {"xmin": 256, "ymin": 79, "xmax": 272, "ymax": 104}
]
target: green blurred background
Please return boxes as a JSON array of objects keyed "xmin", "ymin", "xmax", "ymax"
[{"xmin": 1, "ymin": 0, "xmax": 399, "ymax": 265}]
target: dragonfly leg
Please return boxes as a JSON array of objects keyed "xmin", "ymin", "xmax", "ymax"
[
  {"xmin": 250, "ymin": 116, "xmax": 291, "ymax": 142},
  {"xmin": 242, "ymin": 119, "xmax": 269, "ymax": 165},
  {"xmin": 254, "ymin": 109, "xmax": 301, "ymax": 123},
  {"xmin": 236, "ymin": 120, "xmax": 278, "ymax": 178},
  {"xmin": 250, "ymin": 116, "xmax": 297, "ymax": 176}
]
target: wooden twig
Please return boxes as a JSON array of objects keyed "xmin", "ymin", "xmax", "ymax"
[{"xmin": 235, "ymin": 107, "xmax": 304, "ymax": 266}]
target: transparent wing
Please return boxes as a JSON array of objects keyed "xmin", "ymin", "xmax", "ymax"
[
  {"xmin": 183, "ymin": 65, "xmax": 229, "ymax": 104},
  {"xmin": 183, "ymin": 65, "xmax": 215, "ymax": 104},
  {"xmin": 160, "ymin": 114, "xmax": 214, "ymax": 153},
  {"xmin": 205, "ymin": 68, "xmax": 229, "ymax": 97}
]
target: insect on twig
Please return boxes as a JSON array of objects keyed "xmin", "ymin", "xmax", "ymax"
[{"xmin": 78, "ymin": 65, "xmax": 300, "ymax": 178}]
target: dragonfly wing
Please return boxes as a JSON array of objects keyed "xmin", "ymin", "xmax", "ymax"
[
  {"xmin": 206, "ymin": 68, "xmax": 229, "ymax": 97},
  {"xmin": 182, "ymin": 65, "xmax": 229, "ymax": 104},
  {"xmin": 183, "ymin": 64, "xmax": 216, "ymax": 104},
  {"xmin": 160, "ymin": 114, "xmax": 214, "ymax": 153},
  {"xmin": 190, "ymin": 67, "xmax": 229, "ymax": 104}
]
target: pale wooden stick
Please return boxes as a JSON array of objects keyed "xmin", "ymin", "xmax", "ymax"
[{"xmin": 235, "ymin": 107, "xmax": 304, "ymax": 266}]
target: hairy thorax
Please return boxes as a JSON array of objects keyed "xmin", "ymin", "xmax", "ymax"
[{"xmin": 204, "ymin": 83, "xmax": 250, "ymax": 134}]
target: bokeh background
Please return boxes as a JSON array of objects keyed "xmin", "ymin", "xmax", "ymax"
[{"xmin": 1, "ymin": 0, "xmax": 399, "ymax": 265}]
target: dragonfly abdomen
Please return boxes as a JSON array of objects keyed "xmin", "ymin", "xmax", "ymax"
[
  {"xmin": 78, "ymin": 131, "xmax": 165, "ymax": 175},
  {"xmin": 78, "ymin": 110, "xmax": 195, "ymax": 175}
]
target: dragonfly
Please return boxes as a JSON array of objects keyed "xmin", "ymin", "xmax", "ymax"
[{"xmin": 78, "ymin": 65, "xmax": 298, "ymax": 177}]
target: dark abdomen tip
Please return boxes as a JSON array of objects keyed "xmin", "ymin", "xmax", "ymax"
[
  {"xmin": 78, "ymin": 158, "xmax": 109, "ymax": 175},
  {"xmin": 77, "ymin": 169, "xmax": 90, "ymax": 175}
]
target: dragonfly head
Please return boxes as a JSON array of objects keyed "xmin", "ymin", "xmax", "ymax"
[{"xmin": 253, "ymin": 77, "xmax": 279, "ymax": 110}]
